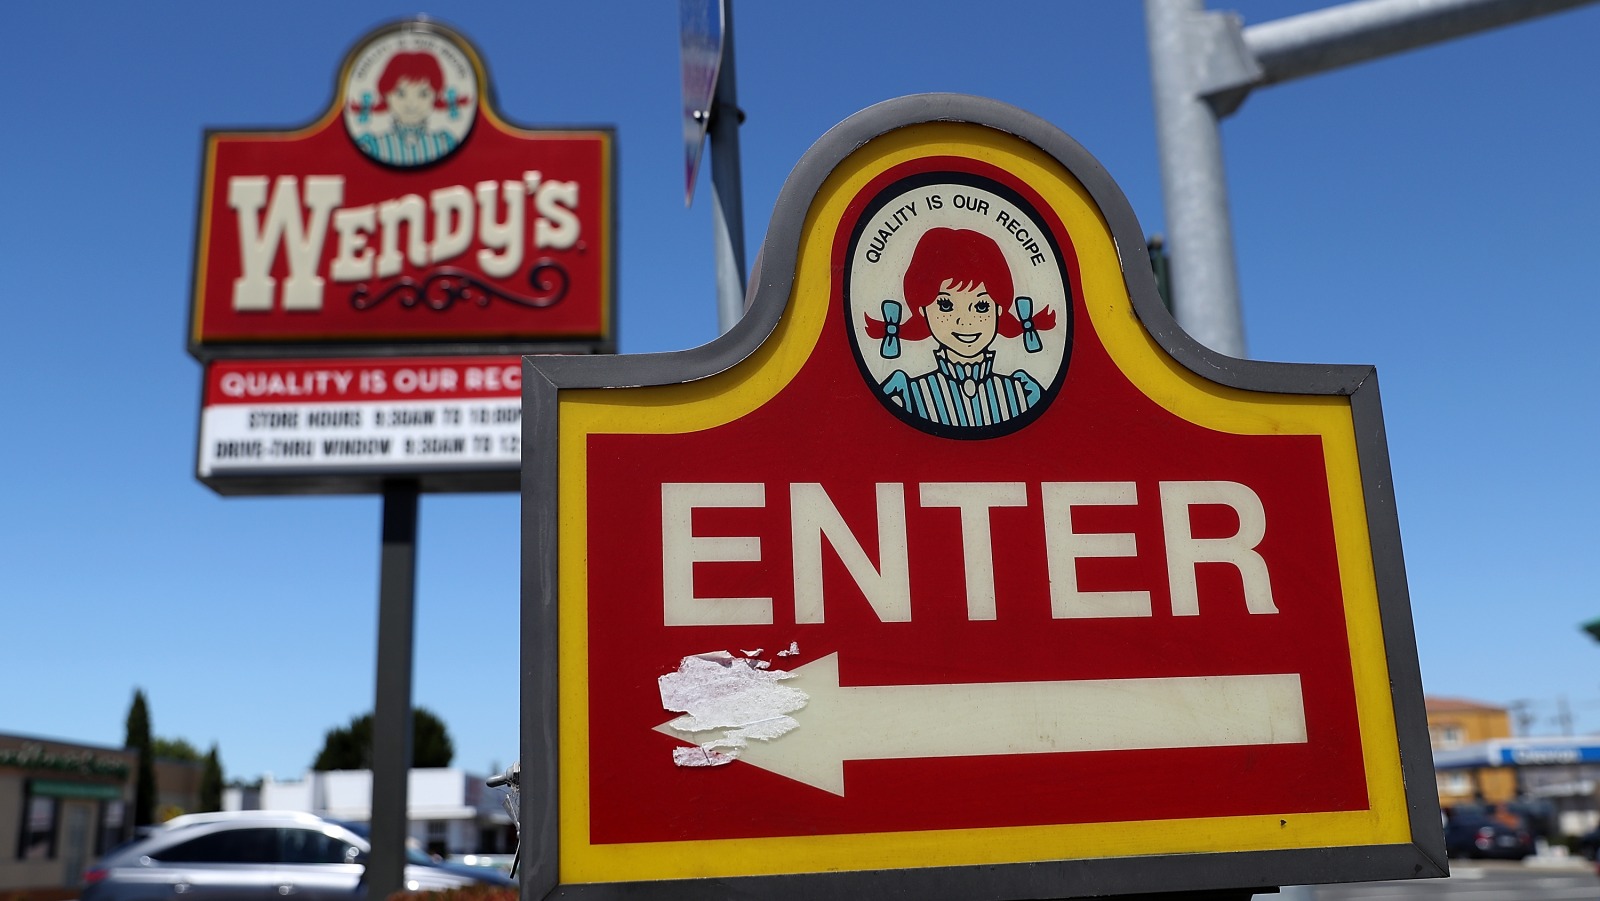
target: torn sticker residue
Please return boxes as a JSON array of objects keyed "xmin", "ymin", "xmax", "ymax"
[
  {"xmin": 777, "ymin": 641, "xmax": 800, "ymax": 657},
  {"xmin": 658, "ymin": 650, "xmax": 807, "ymax": 767}
]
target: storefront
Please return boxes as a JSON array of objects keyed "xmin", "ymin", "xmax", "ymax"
[
  {"xmin": 1434, "ymin": 735, "xmax": 1600, "ymax": 836},
  {"xmin": 0, "ymin": 734, "xmax": 134, "ymax": 895}
]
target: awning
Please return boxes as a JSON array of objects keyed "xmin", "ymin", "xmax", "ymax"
[
  {"xmin": 30, "ymin": 779, "xmax": 125, "ymax": 800},
  {"xmin": 1433, "ymin": 737, "xmax": 1600, "ymax": 770}
]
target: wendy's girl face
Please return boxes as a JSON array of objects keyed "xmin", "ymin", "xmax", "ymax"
[
  {"xmin": 386, "ymin": 77, "xmax": 437, "ymax": 127},
  {"xmin": 922, "ymin": 278, "xmax": 998, "ymax": 360}
]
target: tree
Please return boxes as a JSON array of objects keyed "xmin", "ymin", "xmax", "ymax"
[
  {"xmin": 312, "ymin": 707, "xmax": 454, "ymax": 770},
  {"xmin": 124, "ymin": 689, "xmax": 156, "ymax": 828},
  {"xmin": 153, "ymin": 737, "xmax": 202, "ymax": 762},
  {"xmin": 199, "ymin": 745, "xmax": 224, "ymax": 812}
]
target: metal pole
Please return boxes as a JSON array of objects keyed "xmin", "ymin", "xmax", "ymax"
[
  {"xmin": 368, "ymin": 480, "xmax": 419, "ymax": 901},
  {"xmin": 709, "ymin": 0, "xmax": 747, "ymax": 334},
  {"xmin": 1146, "ymin": 0, "xmax": 1598, "ymax": 358},
  {"xmin": 1243, "ymin": 0, "xmax": 1600, "ymax": 89},
  {"xmin": 1145, "ymin": 0, "xmax": 1249, "ymax": 358}
]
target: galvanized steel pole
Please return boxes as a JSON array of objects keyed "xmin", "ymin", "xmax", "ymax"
[
  {"xmin": 1145, "ymin": 0, "xmax": 1598, "ymax": 359},
  {"xmin": 1145, "ymin": 0, "xmax": 1248, "ymax": 358},
  {"xmin": 1244, "ymin": 0, "xmax": 1600, "ymax": 89}
]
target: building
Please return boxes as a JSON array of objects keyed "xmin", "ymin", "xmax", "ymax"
[
  {"xmin": 1426, "ymin": 696, "xmax": 1516, "ymax": 807},
  {"xmin": 0, "ymin": 734, "xmax": 135, "ymax": 898},
  {"xmin": 226, "ymin": 769, "xmax": 515, "ymax": 856},
  {"xmin": 152, "ymin": 758, "xmax": 204, "ymax": 824},
  {"xmin": 1426, "ymin": 696, "xmax": 1600, "ymax": 837},
  {"xmin": 2, "ymin": 731, "xmax": 224, "ymax": 898}
]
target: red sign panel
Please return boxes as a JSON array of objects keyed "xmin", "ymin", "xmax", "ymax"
[
  {"xmin": 189, "ymin": 20, "xmax": 613, "ymax": 357},
  {"xmin": 582, "ymin": 154, "xmax": 1363, "ymax": 844},
  {"xmin": 524, "ymin": 100, "xmax": 1440, "ymax": 895}
]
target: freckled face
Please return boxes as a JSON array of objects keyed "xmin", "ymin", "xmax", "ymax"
[
  {"xmin": 386, "ymin": 78, "xmax": 436, "ymax": 127},
  {"xmin": 922, "ymin": 279, "xmax": 998, "ymax": 360}
]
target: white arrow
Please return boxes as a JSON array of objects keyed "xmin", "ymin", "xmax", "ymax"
[{"xmin": 655, "ymin": 653, "xmax": 1307, "ymax": 795}]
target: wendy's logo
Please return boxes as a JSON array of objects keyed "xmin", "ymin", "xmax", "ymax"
[
  {"xmin": 342, "ymin": 26, "xmax": 478, "ymax": 168},
  {"xmin": 845, "ymin": 173, "xmax": 1073, "ymax": 439}
]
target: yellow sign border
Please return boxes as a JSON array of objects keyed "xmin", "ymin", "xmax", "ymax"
[{"xmin": 554, "ymin": 121, "xmax": 1409, "ymax": 883}]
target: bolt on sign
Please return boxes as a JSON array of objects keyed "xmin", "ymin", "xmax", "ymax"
[
  {"xmin": 520, "ymin": 95, "xmax": 1444, "ymax": 899},
  {"xmin": 189, "ymin": 19, "xmax": 613, "ymax": 495}
]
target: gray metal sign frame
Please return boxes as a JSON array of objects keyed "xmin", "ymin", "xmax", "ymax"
[{"xmin": 520, "ymin": 93, "xmax": 1443, "ymax": 900}]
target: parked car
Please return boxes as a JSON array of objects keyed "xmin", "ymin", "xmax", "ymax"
[
  {"xmin": 330, "ymin": 820, "xmax": 513, "ymax": 887},
  {"xmin": 1577, "ymin": 826, "xmax": 1600, "ymax": 860},
  {"xmin": 447, "ymin": 853, "xmax": 515, "ymax": 877},
  {"xmin": 1443, "ymin": 816, "xmax": 1534, "ymax": 860},
  {"xmin": 80, "ymin": 811, "xmax": 492, "ymax": 901}
]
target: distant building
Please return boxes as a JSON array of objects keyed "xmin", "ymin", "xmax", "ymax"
[
  {"xmin": 1427, "ymin": 696, "xmax": 1600, "ymax": 837},
  {"xmin": 225, "ymin": 769, "xmax": 514, "ymax": 856},
  {"xmin": 0, "ymin": 733, "xmax": 134, "ymax": 897},
  {"xmin": 0, "ymin": 732, "xmax": 222, "ymax": 898},
  {"xmin": 153, "ymin": 758, "xmax": 204, "ymax": 823},
  {"xmin": 1426, "ymin": 696, "xmax": 1516, "ymax": 806}
]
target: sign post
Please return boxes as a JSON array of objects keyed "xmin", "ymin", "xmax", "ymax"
[
  {"xmin": 521, "ymin": 94, "xmax": 1442, "ymax": 899},
  {"xmin": 370, "ymin": 479, "xmax": 418, "ymax": 900}
]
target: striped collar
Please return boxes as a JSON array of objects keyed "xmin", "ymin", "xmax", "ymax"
[
  {"xmin": 393, "ymin": 122, "xmax": 431, "ymax": 143},
  {"xmin": 934, "ymin": 349, "xmax": 995, "ymax": 385}
]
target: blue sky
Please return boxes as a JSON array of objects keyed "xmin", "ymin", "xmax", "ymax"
[{"xmin": 4, "ymin": 1, "xmax": 1598, "ymax": 782}]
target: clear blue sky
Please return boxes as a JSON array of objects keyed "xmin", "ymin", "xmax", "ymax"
[{"xmin": 4, "ymin": 1, "xmax": 1598, "ymax": 782}]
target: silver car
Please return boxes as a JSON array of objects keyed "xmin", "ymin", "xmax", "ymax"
[{"xmin": 81, "ymin": 812, "xmax": 485, "ymax": 901}]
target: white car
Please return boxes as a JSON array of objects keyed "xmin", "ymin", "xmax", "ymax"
[{"xmin": 82, "ymin": 812, "xmax": 488, "ymax": 901}]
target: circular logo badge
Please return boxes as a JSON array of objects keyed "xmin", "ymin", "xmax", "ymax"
[
  {"xmin": 343, "ymin": 26, "xmax": 478, "ymax": 168},
  {"xmin": 845, "ymin": 172, "xmax": 1073, "ymax": 439}
]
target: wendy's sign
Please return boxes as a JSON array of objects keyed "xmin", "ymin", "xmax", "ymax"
[
  {"xmin": 519, "ymin": 96, "xmax": 1444, "ymax": 900},
  {"xmin": 189, "ymin": 19, "xmax": 614, "ymax": 359}
]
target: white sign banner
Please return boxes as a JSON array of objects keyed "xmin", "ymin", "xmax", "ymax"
[{"xmin": 197, "ymin": 356, "xmax": 521, "ymax": 478}]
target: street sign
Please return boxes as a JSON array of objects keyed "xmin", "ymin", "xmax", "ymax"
[
  {"xmin": 1434, "ymin": 736, "xmax": 1600, "ymax": 769},
  {"xmin": 520, "ymin": 94, "xmax": 1444, "ymax": 899},
  {"xmin": 677, "ymin": 0, "xmax": 723, "ymax": 205}
]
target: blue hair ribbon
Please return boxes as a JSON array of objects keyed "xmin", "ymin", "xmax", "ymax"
[
  {"xmin": 879, "ymin": 300, "xmax": 902, "ymax": 359},
  {"xmin": 1015, "ymin": 296, "xmax": 1042, "ymax": 353}
]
